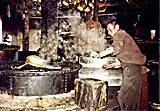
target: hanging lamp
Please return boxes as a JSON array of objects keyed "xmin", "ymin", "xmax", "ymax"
[
  {"xmin": 88, "ymin": 0, "xmax": 94, "ymax": 9},
  {"xmin": 62, "ymin": 0, "xmax": 70, "ymax": 6},
  {"xmin": 84, "ymin": 0, "xmax": 94, "ymax": 13},
  {"xmin": 73, "ymin": 0, "xmax": 79, "ymax": 6},
  {"xmin": 77, "ymin": 0, "xmax": 87, "ymax": 12}
]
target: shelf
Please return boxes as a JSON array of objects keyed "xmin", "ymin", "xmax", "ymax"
[
  {"xmin": 29, "ymin": 16, "xmax": 42, "ymax": 19},
  {"xmin": 98, "ymin": 13, "xmax": 117, "ymax": 16}
]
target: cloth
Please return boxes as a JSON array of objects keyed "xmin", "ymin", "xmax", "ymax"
[
  {"xmin": 118, "ymin": 62, "xmax": 141, "ymax": 110},
  {"xmin": 138, "ymin": 70, "xmax": 148, "ymax": 110},
  {"xmin": 111, "ymin": 30, "xmax": 146, "ymax": 65}
]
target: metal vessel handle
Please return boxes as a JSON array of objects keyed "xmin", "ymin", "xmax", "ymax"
[{"xmin": 11, "ymin": 62, "xmax": 29, "ymax": 69}]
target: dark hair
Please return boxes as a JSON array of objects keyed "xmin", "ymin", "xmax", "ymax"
[
  {"xmin": 107, "ymin": 19, "xmax": 117, "ymax": 26},
  {"xmin": 101, "ymin": 16, "xmax": 117, "ymax": 28}
]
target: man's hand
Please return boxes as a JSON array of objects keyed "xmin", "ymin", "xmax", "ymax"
[
  {"xmin": 99, "ymin": 47, "xmax": 114, "ymax": 58},
  {"xmin": 102, "ymin": 64, "xmax": 114, "ymax": 69},
  {"xmin": 90, "ymin": 51, "xmax": 100, "ymax": 58},
  {"xmin": 102, "ymin": 63, "xmax": 121, "ymax": 69}
]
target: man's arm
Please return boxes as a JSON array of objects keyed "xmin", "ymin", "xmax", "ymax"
[
  {"xmin": 111, "ymin": 30, "xmax": 128, "ymax": 56},
  {"xmin": 99, "ymin": 47, "xmax": 114, "ymax": 57},
  {"xmin": 99, "ymin": 39, "xmax": 124, "ymax": 58},
  {"xmin": 112, "ymin": 40, "xmax": 124, "ymax": 56}
]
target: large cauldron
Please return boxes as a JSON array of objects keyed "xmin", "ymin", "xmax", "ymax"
[
  {"xmin": 0, "ymin": 61, "xmax": 81, "ymax": 96},
  {"xmin": 79, "ymin": 57, "xmax": 122, "ymax": 86}
]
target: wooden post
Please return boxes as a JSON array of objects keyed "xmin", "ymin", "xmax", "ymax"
[
  {"xmin": 93, "ymin": 0, "xmax": 98, "ymax": 21},
  {"xmin": 0, "ymin": 16, "xmax": 2, "ymax": 43},
  {"xmin": 75, "ymin": 78, "xmax": 108, "ymax": 111},
  {"xmin": 23, "ymin": 15, "xmax": 29, "ymax": 51}
]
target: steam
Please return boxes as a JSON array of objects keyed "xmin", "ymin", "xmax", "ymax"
[
  {"xmin": 69, "ymin": 11, "xmax": 106, "ymax": 56},
  {"xmin": 38, "ymin": 24, "xmax": 59, "ymax": 62},
  {"xmin": 38, "ymin": 9, "xmax": 106, "ymax": 62}
]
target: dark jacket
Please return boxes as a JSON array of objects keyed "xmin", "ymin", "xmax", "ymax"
[{"xmin": 111, "ymin": 30, "xmax": 146, "ymax": 65}]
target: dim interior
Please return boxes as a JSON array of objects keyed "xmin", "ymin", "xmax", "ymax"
[{"xmin": 0, "ymin": 0, "xmax": 159, "ymax": 111}]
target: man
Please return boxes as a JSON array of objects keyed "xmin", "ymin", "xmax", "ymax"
[{"xmin": 96, "ymin": 18, "xmax": 146, "ymax": 110}]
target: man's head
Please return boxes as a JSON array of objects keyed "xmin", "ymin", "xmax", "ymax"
[{"xmin": 103, "ymin": 17, "xmax": 120, "ymax": 36}]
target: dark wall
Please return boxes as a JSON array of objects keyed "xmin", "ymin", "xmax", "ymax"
[
  {"xmin": 139, "ymin": 0, "xmax": 158, "ymax": 29},
  {"xmin": 117, "ymin": 1, "xmax": 137, "ymax": 36},
  {"xmin": 138, "ymin": 0, "xmax": 158, "ymax": 40},
  {"xmin": 0, "ymin": 0, "xmax": 12, "ymax": 16},
  {"xmin": 116, "ymin": 0, "xmax": 158, "ymax": 39}
]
